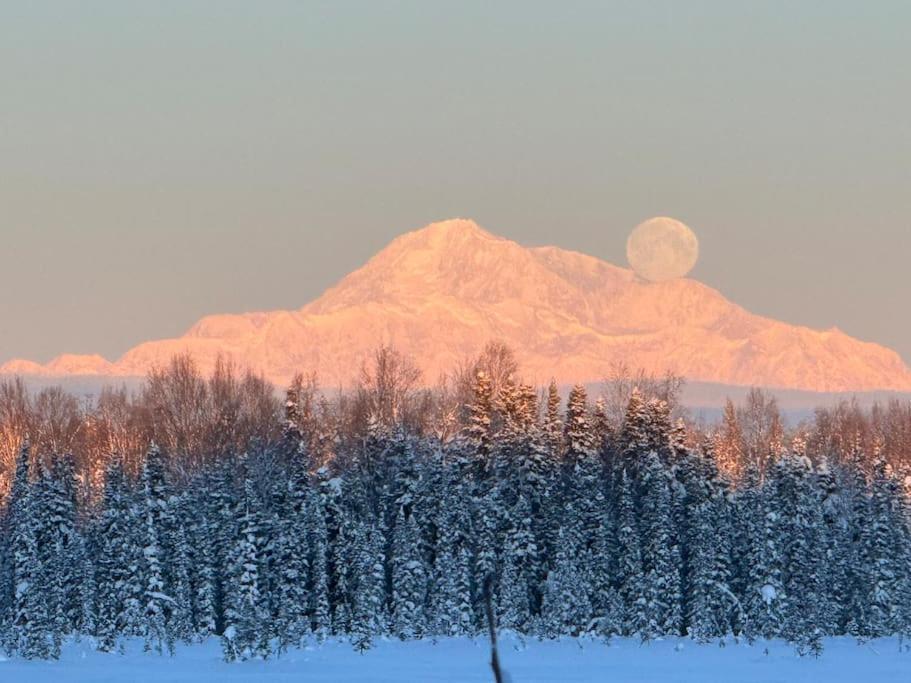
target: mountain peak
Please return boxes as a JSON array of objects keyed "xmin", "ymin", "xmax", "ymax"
[
  {"xmin": 46, "ymin": 354, "xmax": 114, "ymax": 375},
  {"xmin": 383, "ymin": 218, "xmax": 503, "ymax": 256},
  {"xmin": 416, "ymin": 217, "xmax": 490, "ymax": 237},
  {"xmin": 4, "ymin": 220, "xmax": 911, "ymax": 393}
]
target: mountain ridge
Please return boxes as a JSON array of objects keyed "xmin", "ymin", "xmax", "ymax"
[{"xmin": 4, "ymin": 218, "xmax": 911, "ymax": 392}]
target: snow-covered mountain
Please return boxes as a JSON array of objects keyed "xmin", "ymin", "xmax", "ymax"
[{"xmin": 4, "ymin": 218, "xmax": 911, "ymax": 392}]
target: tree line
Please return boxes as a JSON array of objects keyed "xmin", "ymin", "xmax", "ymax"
[{"xmin": 1, "ymin": 346, "xmax": 910, "ymax": 660}]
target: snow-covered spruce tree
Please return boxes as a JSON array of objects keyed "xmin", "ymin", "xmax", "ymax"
[
  {"xmin": 614, "ymin": 469, "xmax": 646, "ymax": 637},
  {"xmin": 493, "ymin": 380, "xmax": 548, "ymax": 629},
  {"xmin": 592, "ymin": 397, "xmax": 613, "ymax": 456},
  {"xmin": 686, "ymin": 455, "xmax": 736, "ymax": 643},
  {"xmin": 740, "ymin": 467, "xmax": 786, "ymax": 641},
  {"xmin": 164, "ymin": 492, "xmax": 195, "ymax": 643},
  {"xmin": 307, "ymin": 484, "xmax": 331, "ymax": 641},
  {"xmin": 471, "ymin": 482, "xmax": 501, "ymax": 629},
  {"xmin": 206, "ymin": 456, "xmax": 238, "ymax": 636},
  {"xmin": 563, "ymin": 385, "xmax": 598, "ymax": 466},
  {"xmin": 617, "ymin": 389, "xmax": 650, "ymax": 477},
  {"xmin": 350, "ymin": 519, "xmax": 388, "ymax": 651},
  {"xmin": 42, "ymin": 454, "xmax": 87, "ymax": 641},
  {"xmin": 521, "ymin": 382, "xmax": 554, "ymax": 600},
  {"xmin": 639, "ymin": 451, "xmax": 682, "ymax": 639},
  {"xmin": 282, "ymin": 374, "xmax": 315, "ymax": 461},
  {"xmin": 497, "ymin": 494, "xmax": 536, "ymax": 633},
  {"xmin": 222, "ymin": 476, "xmax": 270, "ymax": 662},
  {"xmin": 669, "ymin": 418, "xmax": 689, "ymax": 459},
  {"xmin": 494, "ymin": 374, "xmax": 522, "ymax": 454},
  {"xmin": 815, "ymin": 456, "xmax": 849, "ymax": 635},
  {"xmin": 139, "ymin": 443, "xmax": 173, "ymax": 654},
  {"xmin": 715, "ymin": 399, "xmax": 745, "ymax": 483},
  {"xmin": 670, "ymin": 442, "xmax": 701, "ymax": 636},
  {"xmin": 429, "ymin": 539, "xmax": 473, "ymax": 638},
  {"xmin": 730, "ymin": 462, "xmax": 756, "ymax": 631},
  {"xmin": 562, "ymin": 384, "xmax": 599, "ymax": 498},
  {"xmin": 317, "ymin": 467, "xmax": 354, "ymax": 635},
  {"xmin": 30, "ymin": 463, "xmax": 68, "ymax": 658},
  {"xmin": 0, "ymin": 438, "xmax": 27, "ymax": 647},
  {"xmin": 560, "ymin": 384, "xmax": 604, "ymax": 618},
  {"xmin": 273, "ymin": 449, "xmax": 312, "ymax": 652},
  {"xmin": 386, "ymin": 429, "xmax": 435, "ymax": 639},
  {"xmin": 896, "ymin": 469, "xmax": 911, "ymax": 639},
  {"xmin": 539, "ymin": 526, "xmax": 593, "ymax": 637},
  {"xmin": 13, "ymin": 486, "xmax": 54, "ymax": 658},
  {"xmin": 390, "ymin": 505, "xmax": 427, "ymax": 639},
  {"xmin": 254, "ymin": 471, "xmax": 279, "ymax": 637},
  {"xmin": 184, "ymin": 482, "xmax": 218, "ymax": 640},
  {"xmin": 462, "ymin": 368, "xmax": 504, "ymax": 627},
  {"xmin": 588, "ymin": 477, "xmax": 618, "ymax": 639},
  {"xmin": 464, "ymin": 370, "xmax": 495, "ymax": 478},
  {"xmin": 6, "ymin": 442, "xmax": 55, "ymax": 658},
  {"xmin": 844, "ymin": 452, "xmax": 874, "ymax": 638},
  {"xmin": 95, "ymin": 454, "xmax": 143, "ymax": 651},
  {"xmin": 771, "ymin": 452, "xmax": 825, "ymax": 655},
  {"xmin": 61, "ymin": 455, "xmax": 94, "ymax": 636},
  {"xmin": 645, "ymin": 398, "xmax": 676, "ymax": 464},
  {"xmin": 865, "ymin": 458, "xmax": 906, "ymax": 636},
  {"xmin": 542, "ymin": 379, "xmax": 563, "ymax": 458},
  {"xmin": 429, "ymin": 462, "xmax": 474, "ymax": 637}
]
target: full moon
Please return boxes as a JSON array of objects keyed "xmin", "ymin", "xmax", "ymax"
[{"xmin": 626, "ymin": 217, "xmax": 699, "ymax": 282}]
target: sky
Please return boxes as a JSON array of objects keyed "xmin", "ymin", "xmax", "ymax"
[{"xmin": 2, "ymin": 2, "xmax": 910, "ymax": 365}]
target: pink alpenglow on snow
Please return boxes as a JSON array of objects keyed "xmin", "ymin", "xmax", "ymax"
[{"xmin": 3, "ymin": 219, "xmax": 911, "ymax": 393}]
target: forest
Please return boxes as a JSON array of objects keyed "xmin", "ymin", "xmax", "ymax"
[{"xmin": 1, "ymin": 344, "xmax": 910, "ymax": 660}]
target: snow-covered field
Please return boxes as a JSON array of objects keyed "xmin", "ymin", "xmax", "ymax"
[{"xmin": 1, "ymin": 636, "xmax": 908, "ymax": 682}]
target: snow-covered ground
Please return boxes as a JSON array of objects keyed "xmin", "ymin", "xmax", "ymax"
[{"xmin": 1, "ymin": 635, "xmax": 908, "ymax": 682}]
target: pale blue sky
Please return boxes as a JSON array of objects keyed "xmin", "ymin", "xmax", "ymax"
[{"xmin": 2, "ymin": 2, "xmax": 909, "ymax": 364}]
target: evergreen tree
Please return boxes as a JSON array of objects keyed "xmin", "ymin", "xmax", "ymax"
[
  {"xmin": 563, "ymin": 385, "xmax": 597, "ymax": 464},
  {"xmin": 715, "ymin": 399, "xmax": 744, "ymax": 482},
  {"xmin": 472, "ymin": 489, "xmax": 500, "ymax": 629},
  {"xmin": 497, "ymin": 493, "xmax": 536, "ymax": 632},
  {"xmin": 542, "ymin": 379, "xmax": 563, "ymax": 457},
  {"xmin": 845, "ymin": 453, "xmax": 874, "ymax": 638},
  {"xmin": 588, "ymin": 481, "xmax": 617, "ymax": 638},
  {"xmin": 615, "ymin": 470, "xmax": 645, "ymax": 637},
  {"xmin": 390, "ymin": 507, "xmax": 427, "ymax": 639},
  {"xmin": 772, "ymin": 453, "xmax": 825, "ymax": 654},
  {"xmin": 740, "ymin": 470, "xmax": 786, "ymax": 641},
  {"xmin": 308, "ymin": 487, "xmax": 331, "ymax": 642},
  {"xmin": 540, "ymin": 527, "xmax": 592, "ymax": 637},
  {"xmin": 7, "ymin": 443, "xmax": 55, "ymax": 658},
  {"xmin": 464, "ymin": 370, "xmax": 495, "ymax": 474},
  {"xmin": 314, "ymin": 466, "xmax": 353, "ymax": 635},
  {"xmin": 816, "ymin": 457, "xmax": 848, "ymax": 634},
  {"xmin": 273, "ymin": 450, "xmax": 312, "ymax": 651},
  {"xmin": 866, "ymin": 459, "xmax": 905, "ymax": 636},
  {"xmin": 350, "ymin": 521, "xmax": 387, "ymax": 651},
  {"xmin": 639, "ymin": 452, "xmax": 682, "ymax": 638},
  {"xmin": 617, "ymin": 389, "xmax": 650, "ymax": 475},
  {"xmin": 687, "ymin": 457, "xmax": 735, "ymax": 642},
  {"xmin": 139, "ymin": 443, "xmax": 172, "ymax": 654},
  {"xmin": 164, "ymin": 492, "xmax": 194, "ymax": 643},
  {"xmin": 592, "ymin": 397, "xmax": 612, "ymax": 455},
  {"xmin": 185, "ymin": 483, "xmax": 217, "ymax": 640},
  {"xmin": 222, "ymin": 477, "xmax": 270, "ymax": 661},
  {"xmin": 429, "ymin": 466, "xmax": 474, "ymax": 637},
  {"xmin": 45, "ymin": 454, "xmax": 85, "ymax": 640},
  {"xmin": 95, "ymin": 454, "xmax": 142, "ymax": 651}
]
